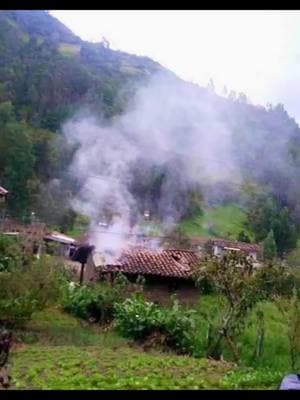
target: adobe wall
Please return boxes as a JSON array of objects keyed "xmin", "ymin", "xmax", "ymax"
[{"xmin": 142, "ymin": 281, "xmax": 199, "ymax": 307}]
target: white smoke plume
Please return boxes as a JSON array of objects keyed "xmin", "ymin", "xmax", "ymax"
[{"xmin": 63, "ymin": 72, "xmax": 243, "ymax": 261}]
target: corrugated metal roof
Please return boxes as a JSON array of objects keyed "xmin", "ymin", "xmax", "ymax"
[
  {"xmin": 0, "ymin": 186, "xmax": 8, "ymax": 195},
  {"xmin": 44, "ymin": 231, "xmax": 75, "ymax": 244}
]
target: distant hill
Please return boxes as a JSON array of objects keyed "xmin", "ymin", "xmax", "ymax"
[
  {"xmin": 0, "ymin": 10, "xmax": 167, "ymax": 129},
  {"xmin": 0, "ymin": 10, "xmax": 300, "ymax": 256}
]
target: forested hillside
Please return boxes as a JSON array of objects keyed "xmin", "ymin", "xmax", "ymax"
[
  {"xmin": 1, "ymin": 10, "xmax": 300, "ymax": 259},
  {"xmin": 0, "ymin": 10, "xmax": 165, "ymax": 222}
]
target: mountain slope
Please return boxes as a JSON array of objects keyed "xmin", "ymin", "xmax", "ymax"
[
  {"xmin": 0, "ymin": 10, "xmax": 300, "ymax": 255},
  {"xmin": 0, "ymin": 10, "xmax": 166, "ymax": 129}
]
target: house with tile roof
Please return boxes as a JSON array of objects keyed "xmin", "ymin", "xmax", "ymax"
[
  {"xmin": 84, "ymin": 247, "xmax": 201, "ymax": 305},
  {"xmin": 190, "ymin": 237, "xmax": 262, "ymax": 261},
  {"xmin": 71, "ymin": 235, "xmax": 262, "ymax": 305},
  {"xmin": 97, "ymin": 248, "xmax": 199, "ymax": 279}
]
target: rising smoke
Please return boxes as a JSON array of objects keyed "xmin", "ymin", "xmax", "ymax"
[
  {"xmin": 62, "ymin": 72, "xmax": 241, "ymax": 261},
  {"xmin": 62, "ymin": 71, "xmax": 298, "ymax": 262}
]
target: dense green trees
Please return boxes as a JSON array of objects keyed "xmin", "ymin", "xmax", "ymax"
[
  {"xmin": 246, "ymin": 192, "xmax": 297, "ymax": 256},
  {"xmin": 1, "ymin": 9, "xmax": 300, "ymax": 249},
  {"xmin": 263, "ymin": 230, "xmax": 277, "ymax": 260},
  {"xmin": 0, "ymin": 121, "xmax": 35, "ymax": 219},
  {"xmin": 237, "ymin": 231, "xmax": 251, "ymax": 243},
  {"xmin": 0, "ymin": 11, "xmax": 161, "ymax": 227}
]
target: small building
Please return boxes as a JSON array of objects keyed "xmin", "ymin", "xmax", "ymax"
[
  {"xmin": 44, "ymin": 231, "xmax": 76, "ymax": 257},
  {"xmin": 85, "ymin": 248, "xmax": 201, "ymax": 306},
  {"xmin": 0, "ymin": 186, "xmax": 8, "ymax": 203},
  {"xmin": 190, "ymin": 237, "xmax": 262, "ymax": 261}
]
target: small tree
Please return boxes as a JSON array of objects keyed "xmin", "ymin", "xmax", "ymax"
[
  {"xmin": 0, "ymin": 255, "xmax": 66, "ymax": 327},
  {"xmin": 263, "ymin": 230, "xmax": 277, "ymax": 260},
  {"xmin": 0, "ymin": 235, "xmax": 23, "ymax": 272},
  {"xmin": 287, "ymin": 247, "xmax": 300, "ymax": 268},
  {"xmin": 274, "ymin": 288, "xmax": 300, "ymax": 371},
  {"xmin": 193, "ymin": 252, "xmax": 294, "ymax": 364},
  {"xmin": 237, "ymin": 231, "xmax": 251, "ymax": 243}
]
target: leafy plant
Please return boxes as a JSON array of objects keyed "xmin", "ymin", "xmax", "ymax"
[
  {"xmin": 0, "ymin": 235, "xmax": 23, "ymax": 272},
  {"xmin": 220, "ymin": 368, "xmax": 283, "ymax": 389},
  {"xmin": 115, "ymin": 294, "xmax": 198, "ymax": 355},
  {"xmin": 0, "ymin": 255, "xmax": 66, "ymax": 327},
  {"xmin": 193, "ymin": 252, "xmax": 295, "ymax": 363},
  {"xmin": 273, "ymin": 288, "xmax": 300, "ymax": 371},
  {"xmin": 63, "ymin": 273, "xmax": 132, "ymax": 324},
  {"xmin": 114, "ymin": 294, "xmax": 164, "ymax": 340},
  {"xmin": 162, "ymin": 299, "xmax": 197, "ymax": 354},
  {"xmin": 263, "ymin": 230, "xmax": 277, "ymax": 260}
]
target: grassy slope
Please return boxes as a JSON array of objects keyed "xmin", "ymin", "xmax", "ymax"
[
  {"xmin": 10, "ymin": 302, "xmax": 289, "ymax": 390},
  {"xmin": 66, "ymin": 204, "xmax": 251, "ymax": 241},
  {"xmin": 180, "ymin": 204, "xmax": 253, "ymax": 240},
  {"xmin": 11, "ymin": 308, "xmax": 232, "ymax": 390}
]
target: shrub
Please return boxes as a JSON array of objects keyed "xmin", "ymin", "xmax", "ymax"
[
  {"xmin": 62, "ymin": 273, "xmax": 131, "ymax": 324},
  {"xmin": 114, "ymin": 294, "xmax": 164, "ymax": 340},
  {"xmin": 193, "ymin": 253, "xmax": 296, "ymax": 363},
  {"xmin": 0, "ymin": 234, "xmax": 24, "ymax": 272},
  {"xmin": 163, "ymin": 299, "xmax": 197, "ymax": 354},
  {"xmin": 196, "ymin": 275, "xmax": 215, "ymax": 295},
  {"xmin": 0, "ymin": 255, "xmax": 66, "ymax": 327},
  {"xmin": 115, "ymin": 294, "xmax": 198, "ymax": 355},
  {"xmin": 62, "ymin": 284, "xmax": 98, "ymax": 320},
  {"xmin": 263, "ymin": 230, "xmax": 277, "ymax": 260}
]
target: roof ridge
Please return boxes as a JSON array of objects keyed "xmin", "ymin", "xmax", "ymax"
[{"xmin": 163, "ymin": 248, "xmax": 196, "ymax": 253}]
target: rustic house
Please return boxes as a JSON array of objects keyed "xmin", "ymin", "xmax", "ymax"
[
  {"xmin": 44, "ymin": 231, "xmax": 76, "ymax": 257},
  {"xmin": 0, "ymin": 186, "xmax": 8, "ymax": 203},
  {"xmin": 86, "ymin": 248, "xmax": 201, "ymax": 305},
  {"xmin": 190, "ymin": 237, "xmax": 262, "ymax": 261},
  {"xmin": 0, "ymin": 218, "xmax": 76, "ymax": 258},
  {"xmin": 0, "ymin": 219, "xmax": 46, "ymax": 255}
]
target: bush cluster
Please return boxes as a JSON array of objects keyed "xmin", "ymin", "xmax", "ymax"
[
  {"xmin": 62, "ymin": 273, "xmax": 134, "ymax": 324},
  {"xmin": 114, "ymin": 294, "xmax": 198, "ymax": 355},
  {"xmin": 0, "ymin": 255, "xmax": 66, "ymax": 327}
]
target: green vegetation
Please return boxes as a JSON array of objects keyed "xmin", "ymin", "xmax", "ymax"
[
  {"xmin": 1, "ymin": 248, "xmax": 298, "ymax": 390},
  {"xmin": 263, "ymin": 230, "xmax": 277, "ymax": 260},
  {"xmin": 180, "ymin": 204, "xmax": 251, "ymax": 240},
  {"xmin": 2, "ymin": 10, "xmax": 300, "ymax": 391},
  {"xmin": 194, "ymin": 253, "xmax": 297, "ymax": 367},
  {"xmin": 9, "ymin": 307, "xmax": 286, "ymax": 389},
  {"xmin": 58, "ymin": 42, "xmax": 81, "ymax": 57},
  {"xmin": 0, "ymin": 10, "xmax": 160, "ymax": 226},
  {"xmin": 0, "ymin": 255, "xmax": 65, "ymax": 328},
  {"xmin": 62, "ymin": 274, "xmax": 133, "ymax": 324},
  {"xmin": 0, "ymin": 237, "xmax": 66, "ymax": 327},
  {"xmin": 246, "ymin": 191, "xmax": 298, "ymax": 255},
  {"xmin": 0, "ymin": 234, "xmax": 23, "ymax": 271},
  {"xmin": 2, "ymin": 249, "xmax": 297, "ymax": 390},
  {"xmin": 115, "ymin": 294, "xmax": 197, "ymax": 355},
  {"xmin": 1, "ymin": 10, "xmax": 300, "ymax": 256}
]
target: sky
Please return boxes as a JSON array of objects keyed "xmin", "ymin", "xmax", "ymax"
[{"xmin": 51, "ymin": 10, "xmax": 300, "ymax": 122}]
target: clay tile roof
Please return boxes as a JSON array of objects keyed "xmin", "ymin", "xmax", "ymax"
[{"xmin": 101, "ymin": 248, "xmax": 200, "ymax": 279}]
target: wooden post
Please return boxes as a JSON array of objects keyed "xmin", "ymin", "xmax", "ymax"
[{"xmin": 79, "ymin": 263, "xmax": 85, "ymax": 285}]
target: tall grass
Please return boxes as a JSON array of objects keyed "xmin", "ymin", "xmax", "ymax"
[{"xmin": 195, "ymin": 295, "xmax": 290, "ymax": 371}]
